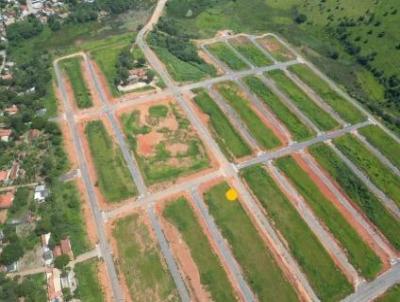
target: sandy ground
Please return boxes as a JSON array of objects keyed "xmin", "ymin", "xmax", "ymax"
[
  {"xmin": 0, "ymin": 210, "xmax": 7, "ymax": 224},
  {"xmin": 293, "ymin": 152, "xmax": 392, "ymax": 271}
]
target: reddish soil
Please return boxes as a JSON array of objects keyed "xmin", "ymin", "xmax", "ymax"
[
  {"xmin": 63, "ymin": 75, "xmax": 80, "ymax": 114},
  {"xmin": 97, "ymin": 260, "xmax": 114, "ymax": 302},
  {"xmin": 198, "ymin": 49, "xmax": 225, "ymax": 76},
  {"xmin": 293, "ymin": 152, "xmax": 393, "ymax": 270},
  {"xmin": 256, "ymin": 36, "xmax": 295, "ymax": 60},
  {"xmin": 89, "ymin": 59, "xmax": 115, "ymax": 103},
  {"xmin": 137, "ymin": 131, "xmax": 163, "ymax": 156},
  {"xmin": 0, "ymin": 210, "xmax": 7, "ymax": 224},
  {"xmin": 59, "ymin": 119, "xmax": 79, "ymax": 170}
]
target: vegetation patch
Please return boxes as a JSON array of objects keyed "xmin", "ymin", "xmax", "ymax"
[
  {"xmin": 309, "ymin": 143, "xmax": 400, "ymax": 250},
  {"xmin": 358, "ymin": 125, "xmax": 400, "ymax": 170},
  {"xmin": 85, "ymin": 120, "xmax": 137, "ymax": 202},
  {"xmin": 229, "ymin": 36, "xmax": 272, "ymax": 67},
  {"xmin": 75, "ymin": 259, "xmax": 104, "ymax": 302},
  {"xmin": 276, "ymin": 156, "xmax": 381, "ymax": 279},
  {"xmin": 244, "ymin": 76, "xmax": 315, "ymax": 141},
  {"xmin": 376, "ymin": 284, "xmax": 400, "ymax": 302},
  {"xmin": 215, "ymin": 81, "xmax": 281, "ymax": 149},
  {"xmin": 193, "ymin": 89, "xmax": 251, "ymax": 160},
  {"xmin": 163, "ymin": 197, "xmax": 238, "ymax": 302},
  {"xmin": 206, "ymin": 42, "xmax": 249, "ymax": 70},
  {"xmin": 267, "ymin": 70, "xmax": 339, "ymax": 131},
  {"xmin": 113, "ymin": 214, "xmax": 179, "ymax": 301},
  {"xmin": 204, "ymin": 182, "xmax": 298, "ymax": 302},
  {"xmin": 256, "ymin": 35, "xmax": 295, "ymax": 62},
  {"xmin": 242, "ymin": 165, "xmax": 353, "ymax": 302},
  {"xmin": 289, "ymin": 64, "xmax": 365, "ymax": 124},
  {"xmin": 121, "ymin": 102, "xmax": 210, "ymax": 185},
  {"xmin": 334, "ymin": 134, "xmax": 400, "ymax": 207}
]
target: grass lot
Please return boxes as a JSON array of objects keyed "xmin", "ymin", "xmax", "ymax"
[
  {"xmin": 113, "ymin": 214, "xmax": 179, "ymax": 302},
  {"xmin": 276, "ymin": 156, "xmax": 382, "ymax": 279},
  {"xmin": 75, "ymin": 259, "xmax": 104, "ymax": 302},
  {"xmin": 85, "ymin": 120, "xmax": 137, "ymax": 202},
  {"xmin": 256, "ymin": 35, "xmax": 294, "ymax": 62},
  {"xmin": 267, "ymin": 70, "xmax": 339, "ymax": 131},
  {"xmin": 206, "ymin": 42, "xmax": 249, "ymax": 70},
  {"xmin": 359, "ymin": 125, "xmax": 400, "ymax": 170},
  {"xmin": 229, "ymin": 38, "xmax": 272, "ymax": 67},
  {"xmin": 60, "ymin": 57, "xmax": 92, "ymax": 109},
  {"xmin": 216, "ymin": 81, "xmax": 281, "ymax": 149},
  {"xmin": 193, "ymin": 88, "xmax": 251, "ymax": 160},
  {"xmin": 309, "ymin": 143, "xmax": 400, "ymax": 250},
  {"xmin": 334, "ymin": 134, "xmax": 400, "ymax": 207},
  {"xmin": 242, "ymin": 166, "xmax": 353, "ymax": 302},
  {"xmin": 204, "ymin": 182, "xmax": 298, "ymax": 302},
  {"xmin": 244, "ymin": 76, "xmax": 315, "ymax": 141},
  {"xmin": 289, "ymin": 64, "xmax": 365, "ymax": 124},
  {"xmin": 163, "ymin": 197, "xmax": 238, "ymax": 302},
  {"xmin": 376, "ymin": 284, "xmax": 400, "ymax": 302}
]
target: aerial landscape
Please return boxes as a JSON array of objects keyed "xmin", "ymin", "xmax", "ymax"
[{"xmin": 0, "ymin": 0, "xmax": 399, "ymax": 301}]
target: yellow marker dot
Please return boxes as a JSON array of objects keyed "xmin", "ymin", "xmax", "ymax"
[{"xmin": 225, "ymin": 188, "xmax": 238, "ymax": 202}]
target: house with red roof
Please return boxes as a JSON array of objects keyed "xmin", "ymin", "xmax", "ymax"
[{"xmin": 0, "ymin": 191, "xmax": 14, "ymax": 209}]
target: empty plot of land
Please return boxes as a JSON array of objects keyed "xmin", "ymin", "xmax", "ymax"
[
  {"xmin": 244, "ymin": 76, "xmax": 315, "ymax": 141},
  {"xmin": 112, "ymin": 213, "xmax": 179, "ymax": 302},
  {"xmin": 228, "ymin": 36, "xmax": 273, "ymax": 67},
  {"xmin": 334, "ymin": 134, "xmax": 400, "ymax": 207},
  {"xmin": 60, "ymin": 57, "xmax": 92, "ymax": 109},
  {"xmin": 84, "ymin": 120, "xmax": 137, "ymax": 202},
  {"xmin": 276, "ymin": 156, "xmax": 382, "ymax": 280},
  {"xmin": 215, "ymin": 81, "xmax": 281, "ymax": 150},
  {"xmin": 289, "ymin": 64, "xmax": 365, "ymax": 124},
  {"xmin": 206, "ymin": 42, "xmax": 249, "ymax": 71},
  {"xmin": 309, "ymin": 143, "xmax": 400, "ymax": 250},
  {"xmin": 267, "ymin": 70, "xmax": 339, "ymax": 131},
  {"xmin": 192, "ymin": 88, "xmax": 252, "ymax": 160},
  {"xmin": 203, "ymin": 182, "xmax": 299, "ymax": 302},
  {"xmin": 256, "ymin": 35, "xmax": 295, "ymax": 62},
  {"xmin": 242, "ymin": 166, "xmax": 353, "ymax": 302},
  {"xmin": 120, "ymin": 101, "xmax": 210, "ymax": 185},
  {"xmin": 163, "ymin": 197, "xmax": 238, "ymax": 302},
  {"xmin": 74, "ymin": 259, "xmax": 105, "ymax": 302},
  {"xmin": 358, "ymin": 125, "xmax": 400, "ymax": 170}
]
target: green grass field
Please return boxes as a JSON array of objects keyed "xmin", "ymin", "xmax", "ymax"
[
  {"xmin": 242, "ymin": 165, "xmax": 353, "ymax": 302},
  {"xmin": 289, "ymin": 64, "xmax": 365, "ymax": 124},
  {"xmin": 244, "ymin": 76, "xmax": 315, "ymax": 141},
  {"xmin": 229, "ymin": 37, "xmax": 272, "ymax": 67},
  {"xmin": 276, "ymin": 156, "xmax": 381, "ymax": 279},
  {"xmin": 358, "ymin": 125, "xmax": 400, "ymax": 170},
  {"xmin": 204, "ymin": 182, "xmax": 298, "ymax": 302},
  {"xmin": 193, "ymin": 88, "xmax": 252, "ymax": 160},
  {"xmin": 85, "ymin": 121, "xmax": 137, "ymax": 202},
  {"xmin": 216, "ymin": 81, "xmax": 281, "ymax": 149},
  {"xmin": 334, "ymin": 134, "xmax": 400, "ymax": 207},
  {"xmin": 309, "ymin": 143, "xmax": 400, "ymax": 250},
  {"xmin": 207, "ymin": 42, "xmax": 249, "ymax": 70},
  {"xmin": 376, "ymin": 284, "xmax": 400, "ymax": 302},
  {"xmin": 163, "ymin": 197, "xmax": 238, "ymax": 302},
  {"xmin": 113, "ymin": 214, "xmax": 179, "ymax": 302},
  {"xmin": 60, "ymin": 57, "xmax": 92, "ymax": 109},
  {"xmin": 75, "ymin": 260, "xmax": 104, "ymax": 302},
  {"xmin": 267, "ymin": 70, "xmax": 339, "ymax": 131}
]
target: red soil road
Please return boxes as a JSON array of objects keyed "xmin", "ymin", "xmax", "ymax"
[
  {"xmin": 293, "ymin": 151, "xmax": 394, "ymax": 270},
  {"xmin": 98, "ymin": 259, "xmax": 114, "ymax": 302}
]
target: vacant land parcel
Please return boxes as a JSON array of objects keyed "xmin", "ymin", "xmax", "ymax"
[
  {"xmin": 204, "ymin": 182, "xmax": 298, "ymax": 302},
  {"xmin": 120, "ymin": 101, "xmax": 210, "ymax": 185},
  {"xmin": 206, "ymin": 42, "xmax": 249, "ymax": 71},
  {"xmin": 84, "ymin": 120, "xmax": 137, "ymax": 202},
  {"xmin": 229, "ymin": 36, "xmax": 272, "ymax": 67},
  {"xmin": 256, "ymin": 35, "xmax": 295, "ymax": 62},
  {"xmin": 75, "ymin": 259, "xmax": 104, "ymax": 302}
]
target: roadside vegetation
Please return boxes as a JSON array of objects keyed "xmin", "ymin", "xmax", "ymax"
[
  {"xmin": 60, "ymin": 57, "xmax": 92, "ymax": 108},
  {"xmin": 85, "ymin": 120, "xmax": 137, "ymax": 202},
  {"xmin": 163, "ymin": 197, "xmax": 238, "ymax": 302},
  {"xmin": 242, "ymin": 165, "xmax": 353, "ymax": 302},
  {"xmin": 215, "ymin": 81, "xmax": 281, "ymax": 149},
  {"xmin": 309, "ymin": 143, "xmax": 400, "ymax": 250},
  {"xmin": 193, "ymin": 88, "xmax": 252, "ymax": 160},
  {"xmin": 276, "ymin": 156, "xmax": 382, "ymax": 279},
  {"xmin": 229, "ymin": 37, "xmax": 272, "ymax": 67},
  {"xmin": 204, "ymin": 182, "xmax": 298, "ymax": 302},
  {"xmin": 244, "ymin": 76, "xmax": 315, "ymax": 141},
  {"xmin": 113, "ymin": 214, "xmax": 179, "ymax": 301},
  {"xmin": 0, "ymin": 273, "xmax": 47, "ymax": 302},
  {"xmin": 289, "ymin": 64, "xmax": 365, "ymax": 124},
  {"xmin": 358, "ymin": 125, "xmax": 400, "ymax": 170},
  {"xmin": 376, "ymin": 284, "xmax": 400, "ymax": 302},
  {"xmin": 74, "ymin": 259, "xmax": 104, "ymax": 302},
  {"xmin": 206, "ymin": 42, "xmax": 249, "ymax": 71},
  {"xmin": 267, "ymin": 70, "xmax": 339, "ymax": 131},
  {"xmin": 334, "ymin": 134, "xmax": 400, "ymax": 207}
]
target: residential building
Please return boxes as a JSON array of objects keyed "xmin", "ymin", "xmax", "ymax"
[
  {"xmin": 34, "ymin": 184, "xmax": 49, "ymax": 203},
  {"xmin": 0, "ymin": 129, "xmax": 12, "ymax": 142},
  {"xmin": 0, "ymin": 191, "xmax": 14, "ymax": 209}
]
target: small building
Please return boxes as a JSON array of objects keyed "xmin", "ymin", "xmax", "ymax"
[
  {"xmin": 34, "ymin": 184, "xmax": 49, "ymax": 203},
  {"xmin": 60, "ymin": 269, "xmax": 77, "ymax": 292},
  {"xmin": 0, "ymin": 170, "xmax": 9, "ymax": 183},
  {"xmin": 60, "ymin": 238, "xmax": 73, "ymax": 259},
  {"xmin": 0, "ymin": 129, "xmax": 12, "ymax": 142},
  {"xmin": 5, "ymin": 261, "xmax": 18, "ymax": 273},
  {"xmin": 41, "ymin": 232, "xmax": 54, "ymax": 266},
  {"xmin": 0, "ymin": 191, "xmax": 14, "ymax": 209},
  {"xmin": 46, "ymin": 268, "xmax": 63, "ymax": 302}
]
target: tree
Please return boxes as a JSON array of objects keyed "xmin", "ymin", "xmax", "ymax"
[
  {"xmin": 48, "ymin": 15, "xmax": 61, "ymax": 32},
  {"xmin": 54, "ymin": 255, "xmax": 70, "ymax": 269},
  {"xmin": 0, "ymin": 241, "xmax": 24, "ymax": 265}
]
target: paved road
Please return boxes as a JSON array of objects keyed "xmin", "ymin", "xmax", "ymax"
[
  {"xmin": 53, "ymin": 61, "xmax": 125, "ymax": 301},
  {"xmin": 190, "ymin": 189, "xmax": 257, "ymax": 302},
  {"xmin": 147, "ymin": 207, "xmax": 191, "ymax": 302}
]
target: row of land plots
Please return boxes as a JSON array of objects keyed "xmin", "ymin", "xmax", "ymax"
[{"xmin": 58, "ymin": 33, "xmax": 400, "ymax": 302}]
